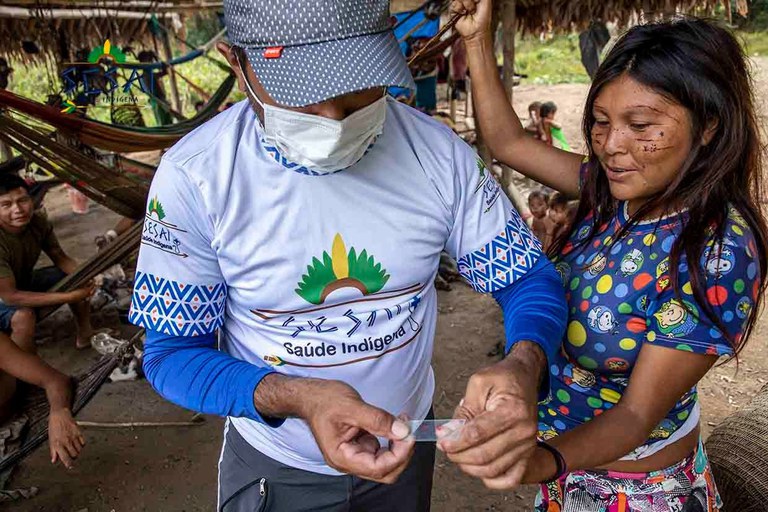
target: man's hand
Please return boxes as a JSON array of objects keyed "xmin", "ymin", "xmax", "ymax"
[
  {"xmin": 438, "ymin": 342, "xmax": 544, "ymax": 489},
  {"xmin": 257, "ymin": 375, "xmax": 416, "ymax": 483},
  {"xmin": 67, "ymin": 281, "xmax": 96, "ymax": 303},
  {"xmin": 48, "ymin": 408, "xmax": 85, "ymax": 469},
  {"xmin": 451, "ymin": 0, "xmax": 493, "ymax": 43}
]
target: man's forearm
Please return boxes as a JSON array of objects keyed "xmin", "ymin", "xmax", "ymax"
[
  {"xmin": 1, "ymin": 290, "xmax": 74, "ymax": 308},
  {"xmin": 253, "ymin": 374, "xmax": 355, "ymax": 423},
  {"xmin": 45, "ymin": 374, "xmax": 73, "ymax": 412},
  {"xmin": 57, "ymin": 257, "xmax": 78, "ymax": 275},
  {"xmin": 253, "ymin": 373, "xmax": 321, "ymax": 420},
  {"xmin": 504, "ymin": 341, "xmax": 546, "ymax": 397}
]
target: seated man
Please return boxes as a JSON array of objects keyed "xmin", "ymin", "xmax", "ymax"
[{"xmin": 0, "ymin": 174, "xmax": 94, "ymax": 352}]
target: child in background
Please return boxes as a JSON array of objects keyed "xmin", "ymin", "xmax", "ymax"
[
  {"xmin": 548, "ymin": 192, "xmax": 573, "ymax": 244},
  {"xmin": 540, "ymin": 101, "xmax": 572, "ymax": 151},
  {"xmin": 528, "ymin": 189, "xmax": 553, "ymax": 249},
  {"xmin": 524, "ymin": 101, "xmax": 542, "ymax": 139}
]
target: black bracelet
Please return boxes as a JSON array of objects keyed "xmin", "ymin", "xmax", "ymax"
[{"xmin": 537, "ymin": 440, "xmax": 568, "ymax": 482}]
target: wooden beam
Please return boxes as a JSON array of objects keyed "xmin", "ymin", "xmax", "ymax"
[{"xmin": 0, "ymin": 6, "xmax": 181, "ymax": 19}]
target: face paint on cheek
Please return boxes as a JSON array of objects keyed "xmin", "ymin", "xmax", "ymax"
[{"xmin": 635, "ymin": 129, "xmax": 675, "ymax": 154}]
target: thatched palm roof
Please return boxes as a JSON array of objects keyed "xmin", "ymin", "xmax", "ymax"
[
  {"xmin": 0, "ymin": 0, "xmax": 733, "ymax": 62},
  {"xmin": 393, "ymin": 0, "xmax": 730, "ymax": 32},
  {"xmin": 0, "ymin": 1, "xmax": 221, "ymax": 62},
  {"xmin": 515, "ymin": 0, "xmax": 727, "ymax": 32}
]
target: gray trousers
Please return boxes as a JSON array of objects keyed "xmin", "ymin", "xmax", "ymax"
[{"xmin": 218, "ymin": 420, "xmax": 435, "ymax": 512}]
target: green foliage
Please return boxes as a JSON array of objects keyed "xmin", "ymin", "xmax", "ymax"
[
  {"xmin": 184, "ymin": 13, "xmax": 223, "ymax": 49},
  {"xmin": 740, "ymin": 0, "xmax": 768, "ymax": 30},
  {"xmin": 296, "ymin": 253, "xmax": 337, "ymax": 305},
  {"xmin": 347, "ymin": 248, "xmax": 390, "ymax": 295},
  {"xmin": 741, "ymin": 30, "xmax": 768, "ymax": 56},
  {"xmin": 514, "ymin": 34, "xmax": 590, "ymax": 85}
]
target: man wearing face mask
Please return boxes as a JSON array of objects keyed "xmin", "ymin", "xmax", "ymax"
[{"xmin": 129, "ymin": 1, "xmax": 567, "ymax": 510}]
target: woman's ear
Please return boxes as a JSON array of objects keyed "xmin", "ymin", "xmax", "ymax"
[{"xmin": 701, "ymin": 118, "xmax": 719, "ymax": 146}]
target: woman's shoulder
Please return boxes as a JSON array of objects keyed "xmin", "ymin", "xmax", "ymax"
[{"xmin": 697, "ymin": 205, "xmax": 761, "ymax": 284}]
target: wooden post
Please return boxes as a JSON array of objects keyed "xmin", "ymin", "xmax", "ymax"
[
  {"xmin": 160, "ymin": 27, "xmax": 182, "ymax": 115},
  {"xmin": 496, "ymin": 0, "xmax": 531, "ymax": 218}
]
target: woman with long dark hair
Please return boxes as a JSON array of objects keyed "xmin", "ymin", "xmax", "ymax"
[{"xmin": 445, "ymin": 1, "xmax": 767, "ymax": 509}]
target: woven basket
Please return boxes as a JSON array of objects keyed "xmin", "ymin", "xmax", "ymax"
[{"xmin": 705, "ymin": 383, "xmax": 768, "ymax": 511}]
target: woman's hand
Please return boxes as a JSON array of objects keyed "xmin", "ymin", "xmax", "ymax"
[
  {"xmin": 48, "ymin": 408, "xmax": 85, "ymax": 469},
  {"xmin": 451, "ymin": 0, "xmax": 493, "ymax": 43}
]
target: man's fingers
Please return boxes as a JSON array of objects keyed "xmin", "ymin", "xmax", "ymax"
[
  {"xmin": 444, "ymin": 422, "xmax": 523, "ymax": 465},
  {"xmin": 356, "ymin": 433, "xmax": 381, "ymax": 455},
  {"xmin": 439, "ymin": 410, "xmax": 508, "ymax": 453},
  {"xmin": 56, "ymin": 445, "xmax": 73, "ymax": 468},
  {"xmin": 441, "ymin": 397, "xmax": 536, "ymax": 454},
  {"xmin": 350, "ymin": 403, "xmax": 409, "ymax": 441},
  {"xmin": 455, "ymin": 441, "xmax": 535, "ymax": 480},
  {"xmin": 337, "ymin": 435, "xmax": 415, "ymax": 482},
  {"xmin": 64, "ymin": 438, "xmax": 80, "ymax": 459},
  {"xmin": 379, "ymin": 439, "xmax": 417, "ymax": 483},
  {"xmin": 481, "ymin": 456, "xmax": 531, "ymax": 490}
]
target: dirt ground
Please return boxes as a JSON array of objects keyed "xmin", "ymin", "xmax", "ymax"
[{"xmin": 5, "ymin": 58, "xmax": 768, "ymax": 512}]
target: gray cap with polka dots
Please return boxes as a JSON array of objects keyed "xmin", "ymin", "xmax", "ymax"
[{"xmin": 223, "ymin": 0, "xmax": 416, "ymax": 107}]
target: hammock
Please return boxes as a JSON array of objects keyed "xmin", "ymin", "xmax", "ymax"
[
  {"xmin": 0, "ymin": 223, "xmax": 144, "ymax": 474},
  {"xmin": 705, "ymin": 382, "xmax": 768, "ymax": 511},
  {"xmin": 0, "ymin": 113, "xmax": 150, "ymax": 218},
  {"xmin": 113, "ymin": 28, "xmax": 228, "ymax": 71},
  {"xmin": 0, "ymin": 72, "xmax": 236, "ymax": 153}
]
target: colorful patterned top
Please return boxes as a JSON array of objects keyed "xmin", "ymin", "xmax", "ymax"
[{"xmin": 538, "ymin": 201, "xmax": 760, "ymax": 459}]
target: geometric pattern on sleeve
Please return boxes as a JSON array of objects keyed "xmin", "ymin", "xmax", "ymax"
[
  {"xmin": 128, "ymin": 271, "xmax": 227, "ymax": 336},
  {"xmin": 457, "ymin": 212, "xmax": 544, "ymax": 293}
]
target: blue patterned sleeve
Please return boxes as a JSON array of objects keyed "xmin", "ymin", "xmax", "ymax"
[
  {"xmin": 444, "ymin": 139, "xmax": 544, "ymax": 293},
  {"xmin": 645, "ymin": 221, "xmax": 760, "ymax": 356},
  {"xmin": 129, "ymin": 159, "xmax": 226, "ymax": 336}
]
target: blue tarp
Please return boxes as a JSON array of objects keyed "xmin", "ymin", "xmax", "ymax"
[
  {"xmin": 389, "ymin": 10, "xmax": 439, "ymax": 100},
  {"xmin": 393, "ymin": 10, "xmax": 439, "ymax": 53}
]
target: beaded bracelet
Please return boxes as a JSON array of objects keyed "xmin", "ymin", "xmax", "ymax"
[{"xmin": 536, "ymin": 440, "xmax": 568, "ymax": 482}]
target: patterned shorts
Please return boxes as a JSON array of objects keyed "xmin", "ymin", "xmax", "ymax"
[{"xmin": 534, "ymin": 439, "xmax": 723, "ymax": 511}]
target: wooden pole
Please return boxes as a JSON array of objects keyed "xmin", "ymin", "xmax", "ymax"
[
  {"xmin": 160, "ymin": 28, "xmax": 182, "ymax": 115},
  {"xmin": 494, "ymin": 0, "xmax": 530, "ymax": 218}
]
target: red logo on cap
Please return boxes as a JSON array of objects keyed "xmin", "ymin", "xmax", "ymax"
[{"xmin": 263, "ymin": 46, "xmax": 284, "ymax": 59}]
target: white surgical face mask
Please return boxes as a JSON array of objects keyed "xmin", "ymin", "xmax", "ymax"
[{"xmin": 236, "ymin": 54, "xmax": 387, "ymax": 173}]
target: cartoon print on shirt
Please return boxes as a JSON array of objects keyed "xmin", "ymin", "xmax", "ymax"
[
  {"xmin": 586, "ymin": 253, "xmax": 607, "ymax": 277},
  {"xmin": 653, "ymin": 299, "xmax": 698, "ymax": 338},
  {"xmin": 563, "ymin": 364, "xmax": 597, "ymax": 392},
  {"xmin": 541, "ymin": 205, "xmax": 754, "ymax": 463},
  {"xmin": 736, "ymin": 296, "xmax": 752, "ymax": 320},
  {"xmin": 656, "ymin": 257, "xmax": 670, "ymax": 278},
  {"xmin": 619, "ymin": 248, "xmax": 644, "ymax": 277},
  {"xmin": 538, "ymin": 423, "xmax": 558, "ymax": 440},
  {"xmin": 649, "ymin": 418, "xmax": 678, "ymax": 439},
  {"xmin": 605, "ymin": 357, "xmax": 630, "ymax": 372},
  {"xmin": 587, "ymin": 305, "xmax": 619, "ymax": 334},
  {"xmin": 702, "ymin": 242, "xmax": 736, "ymax": 278},
  {"xmin": 555, "ymin": 261, "xmax": 571, "ymax": 286}
]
